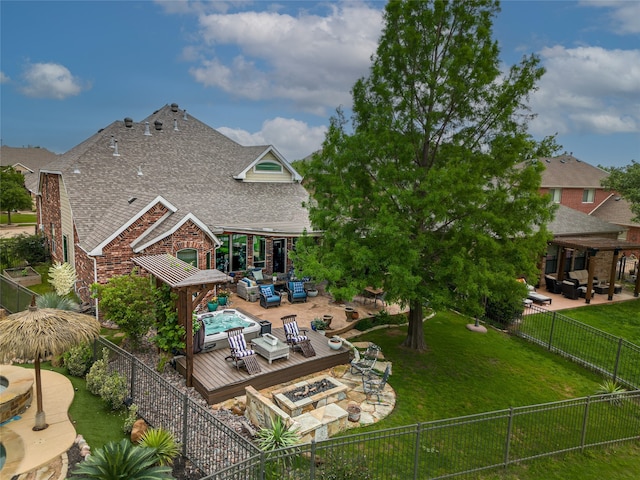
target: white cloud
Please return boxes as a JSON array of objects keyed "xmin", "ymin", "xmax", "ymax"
[
  {"xmin": 20, "ymin": 62, "xmax": 88, "ymax": 99},
  {"xmin": 581, "ymin": 1, "xmax": 640, "ymax": 35},
  {"xmin": 188, "ymin": 2, "xmax": 382, "ymax": 114},
  {"xmin": 218, "ymin": 117, "xmax": 327, "ymax": 161},
  {"xmin": 528, "ymin": 46, "xmax": 640, "ymax": 136},
  {"xmin": 0, "ymin": 71, "xmax": 9, "ymax": 83}
]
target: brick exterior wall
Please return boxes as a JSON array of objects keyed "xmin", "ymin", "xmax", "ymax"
[
  {"xmin": 541, "ymin": 187, "xmax": 610, "ymax": 214},
  {"xmin": 39, "ymin": 174, "xmax": 63, "ymax": 263}
]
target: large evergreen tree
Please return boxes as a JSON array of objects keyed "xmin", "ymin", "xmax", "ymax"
[
  {"xmin": 0, "ymin": 166, "xmax": 33, "ymax": 224},
  {"xmin": 297, "ymin": 0, "xmax": 558, "ymax": 350}
]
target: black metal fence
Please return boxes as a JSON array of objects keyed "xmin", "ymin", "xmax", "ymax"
[
  {"xmin": 207, "ymin": 391, "xmax": 640, "ymax": 479},
  {"xmin": 512, "ymin": 305, "xmax": 640, "ymax": 389},
  {"xmin": 0, "ymin": 275, "xmax": 38, "ymax": 313},
  {"xmin": 95, "ymin": 338, "xmax": 261, "ymax": 474}
]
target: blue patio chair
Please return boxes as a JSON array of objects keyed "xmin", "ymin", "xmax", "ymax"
[
  {"xmin": 259, "ymin": 284, "xmax": 281, "ymax": 308},
  {"xmin": 286, "ymin": 281, "xmax": 307, "ymax": 303}
]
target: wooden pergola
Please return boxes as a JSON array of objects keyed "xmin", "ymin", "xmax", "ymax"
[
  {"xmin": 549, "ymin": 236, "xmax": 640, "ymax": 303},
  {"xmin": 132, "ymin": 254, "xmax": 231, "ymax": 386}
]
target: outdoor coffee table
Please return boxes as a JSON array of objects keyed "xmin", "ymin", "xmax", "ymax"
[{"xmin": 252, "ymin": 336, "xmax": 290, "ymax": 364}]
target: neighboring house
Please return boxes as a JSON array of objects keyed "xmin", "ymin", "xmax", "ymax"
[
  {"xmin": 0, "ymin": 145, "xmax": 58, "ymax": 197},
  {"xmin": 36, "ymin": 103, "xmax": 315, "ymax": 302},
  {"xmin": 591, "ymin": 195, "xmax": 640, "ymax": 258},
  {"xmin": 538, "ymin": 153, "xmax": 610, "ymax": 214}
]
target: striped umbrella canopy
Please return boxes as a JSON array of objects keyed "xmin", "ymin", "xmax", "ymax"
[{"xmin": 0, "ymin": 296, "xmax": 100, "ymax": 430}]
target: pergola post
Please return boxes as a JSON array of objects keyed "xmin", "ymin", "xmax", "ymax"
[
  {"xmin": 585, "ymin": 249, "xmax": 597, "ymax": 304},
  {"xmin": 556, "ymin": 247, "xmax": 567, "ymax": 281},
  {"xmin": 607, "ymin": 249, "xmax": 620, "ymax": 301}
]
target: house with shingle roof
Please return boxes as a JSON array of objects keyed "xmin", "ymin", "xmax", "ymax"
[
  {"xmin": 591, "ymin": 196, "xmax": 640, "ymax": 257},
  {"xmin": 36, "ymin": 103, "xmax": 315, "ymax": 301},
  {"xmin": 0, "ymin": 145, "xmax": 58, "ymax": 195},
  {"xmin": 538, "ymin": 153, "xmax": 610, "ymax": 214}
]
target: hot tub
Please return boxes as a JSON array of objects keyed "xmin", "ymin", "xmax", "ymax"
[{"xmin": 196, "ymin": 309, "xmax": 261, "ymax": 352}]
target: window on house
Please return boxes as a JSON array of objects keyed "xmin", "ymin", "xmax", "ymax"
[
  {"xmin": 582, "ymin": 189, "xmax": 595, "ymax": 203},
  {"xmin": 216, "ymin": 235, "xmax": 230, "ymax": 271},
  {"xmin": 206, "ymin": 251, "xmax": 211, "ymax": 270},
  {"xmin": 231, "ymin": 234, "xmax": 247, "ymax": 271},
  {"xmin": 63, "ymin": 235, "xmax": 69, "ymax": 263},
  {"xmin": 545, "ymin": 245, "xmax": 558, "ymax": 274},
  {"xmin": 254, "ymin": 161, "xmax": 282, "ymax": 173},
  {"xmin": 548, "ymin": 188, "xmax": 562, "ymax": 203},
  {"xmin": 253, "ymin": 236, "xmax": 266, "ymax": 268},
  {"xmin": 177, "ymin": 248, "xmax": 198, "ymax": 267}
]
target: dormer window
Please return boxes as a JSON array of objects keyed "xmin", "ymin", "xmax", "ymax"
[{"xmin": 254, "ymin": 161, "xmax": 282, "ymax": 173}]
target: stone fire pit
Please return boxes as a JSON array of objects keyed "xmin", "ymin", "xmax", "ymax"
[{"xmin": 272, "ymin": 375, "xmax": 348, "ymax": 417}]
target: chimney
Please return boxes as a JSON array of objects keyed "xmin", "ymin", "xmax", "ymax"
[
  {"xmin": 144, "ymin": 122, "xmax": 152, "ymax": 136},
  {"xmin": 171, "ymin": 103, "xmax": 179, "ymax": 112},
  {"xmin": 154, "ymin": 120, "xmax": 163, "ymax": 131},
  {"xmin": 124, "ymin": 117, "xmax": 133, "ymax": 128}
]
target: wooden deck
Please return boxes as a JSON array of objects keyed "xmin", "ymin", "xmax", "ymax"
[{"xmin": 175, "ymin": 328, "xmax": 351, "ymax": 405}]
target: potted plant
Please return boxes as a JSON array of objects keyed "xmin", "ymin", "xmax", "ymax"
[
  {"xmin": 207, "ymin": 297, "xmax": 218, "ymax": 311},
  {"xmin": 305, "ymin": 281, "xmax": 318, "ymax": 297},
  {"xmin": 217, "ymin": 289, "xmax": 229, "ymax": 306},
  {"xmin": 311, "ymin": 318, "xmax": 327, "ymax": 335},
  {"xmin": 328, "ymin": 335, "xmax": 342, "ymax": 350}
]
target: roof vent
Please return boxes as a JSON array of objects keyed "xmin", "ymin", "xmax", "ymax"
[
  {"xmin": 128, "ymin": 197, "xmax": 137, "ymax": 204},
  {"xmin": 124, "ymin": 117, "xmax": 133, "ymax": 128},
  {"xmin": 144, "ymin": 122, "xmax": 152, "ymax": 136},
  {"xmin": 171, "ymin": 103, "xmax": 179, "ymax": 112},
  {"xmin": 183, "ymin": 110, "xmax": 188, "ymax": 121},
  {"xmin": 560, "ymin": 159, "xmax": 566, "ymax": 163},
  {"xmin": 109, "ymin": 135, "xmax": 115, "ymax": 148},
  {"xmin": 137, "ymin": 166, "xmax": 143, "ymax": 176},
  {"xmin": 173, "ymin": 119, "xmax": 179, "ymax": 131},
  {"xmin": 73, "ymin": 166, "xmax": 81, "ymax": 174},
  {"xmin": 113, "ymin": 140, "xmax": 120, "ymax": 157},
  {"xmin": 154, "ymin": 120, "xmax": 163, "ymax": 131}
]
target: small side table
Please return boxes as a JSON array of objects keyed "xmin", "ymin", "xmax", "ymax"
[{"xmin": 252, "ymin": 336, "xmax": 289, "ymax": 364}]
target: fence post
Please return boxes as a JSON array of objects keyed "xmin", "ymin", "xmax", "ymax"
[
  {"xmin": 504, "ymin": 407, "xmax": 514, "ymax": 469},
  {"xmin": 548, "ymin": 312, "xmax": 557, "ymax": 350},
  {"xmin": 580, "ymin": 396, "xmax": 590, "ymax": 452},
  {"xmin": 130, "ymin": 356, "xmax": 137, "ymax": 401},
  {"xmin": 613, "ymin": 338, "xmax": 623, "ymax": 383},
  {"xmin": 260, "ymin": 451, "xmax": 266, "ymax": 480},
  {"xmin": 182, "ymin": 393, "xmax": 189, "ymax": 457},
  {"xmin": 413, "ymin": 423, "xmax": 421, "ymax": 479},
  {"xmin": 309, "ymin": 440, "xmax": 316, "ymax": 479}
]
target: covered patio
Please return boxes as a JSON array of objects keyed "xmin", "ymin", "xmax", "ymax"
[{"xmin": 546, "ymin": 236, "xmax": 640, "ymax": 304}]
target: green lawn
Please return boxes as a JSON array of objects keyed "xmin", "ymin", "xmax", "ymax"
[
  {"xmin": 0, "ymin": 212, "xmax": 36, "ymax": 225},
  {"xmin": 560, "ymin": 299, "xmax": 640, "ymax": 345}
]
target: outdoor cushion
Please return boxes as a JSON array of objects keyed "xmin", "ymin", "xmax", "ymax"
[
  {"xmin": 260, "ymin": 285, "xmax": 274, "ymax": 297},
  {"xmin": 292, "ymin": 282, "xmax": 304, "ymax": 293},
  {"xmin": 252, "ymin": 268, "xmax": 264, "ymax": 281},
  {"xmin": 228, "ymin": 332, "xmax": 255, "ymax": 357}
]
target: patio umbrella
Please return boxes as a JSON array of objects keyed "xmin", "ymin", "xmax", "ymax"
[{"xmin": 0, "ymin": 296, "xmax": 100, "ymax": 430}]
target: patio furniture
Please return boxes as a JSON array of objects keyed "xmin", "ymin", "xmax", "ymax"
[
  {"xmin": 578, "ymin": 286, "xmax": 595, "ymax": 299},
  {"xmin": 237, "ymin": 278, "xmax": 259, "ymax": 301},
  {"xmin": 250, "ymin": 268, "xmax": 266, "ymax": 284},
  {"xmin": 567, "ymin": 270, "xmax": 597, "ymax": 287},
  {"xmin": 362, "ymin": 364, "xmax": 391, "ymax": 403},
  {"xmin": 259, "ymin": 284, "xmax": 282, "ymax": 308},
  {"xmin": 527, "ymin": 291, "xmax": 552, "ymax": 305},
  {"xmin": 363, "ymin": 287, "xmax": 386, "ymax": 306},
  {"xmin": 226, "ymin": 327, "xmax": 261, "ymax": 375},
  {"xmin": 561, "ymin": 280, "xmax": 580, "ymax": 300},
  {"xmin": 286, "ymin": 281, "xmax": 308, "ymax": 303},
  {"xmin": 281, "ymin": 315, "xmax": 316, "ymax": 357},
  {"xmin": 594, "ymin": 283, "xmax": 623, "ymax": 295},
  {"xmin": 251, "ymin": 334, "xmax": 289, "ymax": 364},
  {"xmin": 350, "ymin": 343, "xmax": 381, "ymax": 375},
  {"xmin": 544, "ymin": 275, "xmax": 563, "ymax": 294}
]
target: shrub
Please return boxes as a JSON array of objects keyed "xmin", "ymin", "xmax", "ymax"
[
  {"xmin": 86, "ymin": 348, "xmax": 109, "ymax": 396},
  {"xmin": 484, "ymin": 292, "xmax": 524, "ymax": 328},
  {"xmin": 63, "ymin": 343, "xmax": 93, "ymax": 377},
  {"xmin": 138, "ymin": 428, "xmax": 181, "ymax": 466},
  {"xmin": 36, "ymin": 291, "xmax": 80, "ymax": 311},
  {"xmin": 256, "ymin": 416, "xmax": 300, "ymax": 451},
  {"xmin": 100, "ymin": 371, "xmax": 128, "ymax": 411},
  {"xmin": 72, "ymin": 438, "xmax": 174, "ymax": 479},
  {"xmin": 152, "ymin": 284, "xmax": 185, "ymax": 356},
  {"xmin": 13, "ymin": 234, "xmax": 47, "ymax": 265},
  {"xmin": 123, "ymin": 403, "xmax": 139, "ymax": 434}
]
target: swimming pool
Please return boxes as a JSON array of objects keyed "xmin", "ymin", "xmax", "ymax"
[{"xmin": 195, "ymin": 309, "xmax": 261, "ymax": 352}]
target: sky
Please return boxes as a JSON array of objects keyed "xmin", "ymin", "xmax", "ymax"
[{"xmin": 1, "ymin": 0, "xmax": 639, "ymax": 168}]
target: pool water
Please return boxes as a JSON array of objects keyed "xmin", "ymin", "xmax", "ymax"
[
  {"xmin": 200, "ymin": 313, "xmax": 253, "ymax": 336},
  {"xmin": 0, "ymin": 442, "xmax": 5, "ymax": 472}
]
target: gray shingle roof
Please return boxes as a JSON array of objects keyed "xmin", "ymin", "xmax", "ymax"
[
  {"xmin": 1, "ymin": 145, "xmax": 59, "ymax": 193},
  {"xmin": 549, "ymin": 204, "xmax": 623, "ymax": 237},
  {"xmin": 538, "ymin": 154, "xmax": 609, "ymax": 188},
  {"xmin": 591, "ymin": 195, "xmax": 640, "ymax": 227},
  {"xmin": 46, "ymin": 104, "xmax": 312, "ymax": 253}
]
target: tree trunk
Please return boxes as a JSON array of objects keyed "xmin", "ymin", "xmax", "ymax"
[{"xmin": 401, "ymin": 299, "xmax": 427, "ymax": 350}]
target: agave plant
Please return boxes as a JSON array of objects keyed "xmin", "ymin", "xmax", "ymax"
[
  {"xmin": 72, "ymin": 438, "xmax": 175, "ymax": 479},
  {"xmin": 138, "ymin": 427, "xmax": 181, "ymax": 466},
  {"xmin": 36, "ymin": 291, "xmax": 80, "ymax": 311},
  {"xmin": 256, "ymin": 416, "xmax": 300, "ymax": 451},
  {"xmin": 596, "ymin": 379, "xmax": 627, "ymax": 406}
]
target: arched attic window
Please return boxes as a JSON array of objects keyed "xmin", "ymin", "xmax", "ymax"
[{"xmin": 254, "ymin": 161, "xmax": 283, "ymax": 173}]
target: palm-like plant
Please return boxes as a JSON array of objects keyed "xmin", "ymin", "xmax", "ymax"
[
  {"xmin": 36, "ymin": 291, "xmax": 79, "ymax": 311},
  {"xmin": 256, "ymin": 416, "xmax": 300, "ymax": 451},
  {"xmin": 596, "ymin": 379, "xmax": 627, "ymax": 406},
  {"xmin": 72, "ymin": 438, "xmax": 175, "ymax": 479},
  {"xmin": 138, "ymin": 428, "xmax": 181, "ymax": 466}
]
